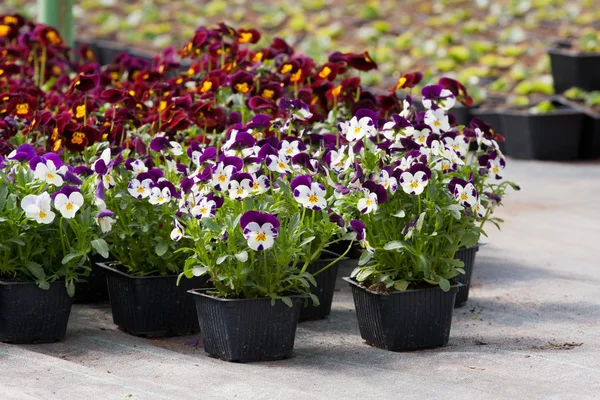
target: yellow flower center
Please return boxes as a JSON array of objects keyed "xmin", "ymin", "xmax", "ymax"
[
  {"xmin": 286, "ymin": 148, "xmax": 293, "ymax": 154},
  {"xmin": 75, "ymin": 104, "xmax": 86, "ymax": 119},
  {"xmin": 365, "ymin": 199, "xmax": 372, "ymax": 206},
  {"xmin": 434, "ymin": 121, "xmax": 441, "ymax": 127},
  {"xmin": 47, "ymin": 173, "xmax": 54, "ymax": 179},
  {"xmin": 111, "ymin": 72, "xmax": 120, "ymax": 81},
  {"xmin": 253, "ymin": 182, "xmax": 259, "ymax": 190},
  {"xmin": 71, "ymin": 131, "xmax": 86, "ymax": 145},
  {"xmin": 353, "ymin": 127, "xmax": 362, "ymax": 135},
  {"xmin": 65, "ymin": 203, "xmax": 73, "ymax": 211},
  {"xmin": 137, "ymin": 187, "xmax": 145, "ymax": 194},
  {"xmin": 290, "ymin": 69, "xmax": 302, "ymax": 83},
  {"xmin": 16, "ymin": 103, "xmax": 29, "ymax": 114},
  {"xmin": 256, "ymin": 232, "xmax": 267, "ymax": 242},
  {"xmin": 46, "ymin": 30, "xmax": 61, "ymax": 45},
  {"xmin": 157, "ymin": 101, "xmax": 168, "ymax": 112},
  {"xmin": 308, "ymin": 194, "xmax": 318, "ymax": 203},
  {"xmin": 158, "ymin": 197, "xmax": 165, "ymax": 202},
  {"xmin": 199, "ymin": 207, "xmax": 207, "ymax": 214},
  {"xmin": 236, "ymin": 82, "xmax": 250, "ymax": 93},
  {"xmin": 410, "ymin": 181, "xmax": 419, "ymax": 188},
  {"xmin": 239, "ymin": 32, "xmax": 253, "ymax": 43},
  {"xmin": 0, "ymin": 25, "xmax": 11, "ymax": 37},
  {"xmin": 332, "ymin": 85, "xmax": 342, "ymax": 97},
  {"xmin": 201, "ymin": 81, "xmax": 213, "ymax": 93},
  {"xmin": 492, "ymin": 167, "xmax": 499, "ymax": 173},
  {"xmin": 395, "ymin": 76, "xmax": 407, "ymax": 90},
  {"xmin": 281, "ymin": 64, "xmax": 293, "ymax": 74},
  {"xmin": 39, "ymin": 211, "xmax": 47, "ymax": 219},
  {"xmin": 218, "ymin": 174, "xmax": 227, "ymax": 182},
  {"xmin": 460, "ymin": 193, "xmax": 468, "ymax": 200},
  {"xmin": 237, "ymin": 188, "xmax": 244, "ymax": 195},
  {"xmin": 319, "ymin": 66, "xmax": 332, "ymax": 79},
  {"xmin": 3, "ymin": 16, "xmax": 18, "ymax": 24},
  {"xmin": 52, "ymin": 139, "xmax": 62, "ymax": 152},
  {"xmin": 278, "ymin": 162, "xmax": 287, "ymax": 170},
  {"xmin": 252, "ymin": 52, "xmax": 263, "ymax": 63},
  {"xmin": 262, "ymin": 89, "xmax": 274, "ymax": 99}
]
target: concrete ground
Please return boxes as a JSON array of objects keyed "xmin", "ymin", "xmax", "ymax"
[{"xmin": 1, "ymin": 159, "xmax": 599, "ymax": 400}]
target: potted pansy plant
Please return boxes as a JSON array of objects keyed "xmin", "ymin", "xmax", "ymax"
[
  {"xmin": 0, "ymin": 144, "xmax": 108, "ymax": 343},
  {"xmin": 174, "ymin": 119, "xmax": 349, "ymax": 362},
  {"xmin": 92, "ymin": 147, "xmax": 208, "ymax": 337},
  {"xmin": 328, "ymin": 84, "xmax": 517, "ymax": 351}
]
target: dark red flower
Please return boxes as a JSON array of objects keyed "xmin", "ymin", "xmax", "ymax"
[
  {"xmin": 438, "ymin": 77, "xmax": 474, "ymax": 107},
  {"xmin": 63, "ymin": 124, "xmax": 101, "ymax": 152},
  {"xmin": 394, "ymin": 71, "xmax": 424, "ymax": 90},
  {"xmin": 237, "ymin": 28, "xmax": 261, "ymax": 44},
  {"xmin": 344, "ymin": 51, "xmax": 377, "ymax": 72}
]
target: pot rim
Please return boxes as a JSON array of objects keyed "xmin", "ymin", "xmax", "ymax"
[
  {"xmin": 547, "ymin": 47, "xmax": 600, "ymax": 58},
  {"xmin": 0, "ymin": 279, "xmax": 65, "ymax": 286},
  {"xmin": 501, "ymin": 107, "xmax": 584, "ymax": 117},
  {"xmin": 342, "ymin": 277, "xmax": 463, "ymax": 295},
  {"xmin": 188, "ymin": 288, "xmax": 307, "ymax": 302},
  {"xmin": 97, "ymin": 262, "xmax": 179, "ymax": 280}
]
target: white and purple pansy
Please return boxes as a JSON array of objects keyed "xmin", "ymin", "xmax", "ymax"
[
  {"xmin": 21, "ymin": 192, "xmax": 55, "ymax": 224},
  {"xmin": 149, "ymin": 179, "xmax": 177, "ymax": 205},
  {"xmin": 125, "ymin": 158, "xmax": 148, "ymax": 175},
  {"xmin": 266, "ymin": 153, "xmax": 292, "ymax": 174},
  {"xmin": 377, "ymin": 168, "xmax": 398, "ymax": 193},
  {"xmin": 188, "ymin": 143, "xmax": 217, "ymax": 167},
  {"xmin": 95, "ymin": 209, "xmax": 116, "ymax": 233},
  {"xmin": 53, "ymin": 186, "xmax": 84, "ymax": 219},
  {"xmin": 92, "ymin": 148, "xmax": 119, "ymax": 189},
  {"xmin": 443, "ymin": 134, "xmax": 469, "ymax": 157},
  {"xmin": 127, "ymin": 177, "xmax": 154, "ymax": 199},
  {"xmin": 190, "ymin": 195, "xmax": 218, "ymax": 220},
  {"xmin": 405, "ymin": 126, "xmax": 431, "ymax": 146},
  {"xmin": 8, "ymin": 143, "xmax": 36, "ymax": 161},
  {"xmin": 421, "ymin": 84, "xmax": 456, "ymax": 111},
  {"xmin": 240, "ymin": 210, "xmax": 280, "ymax": 251},
  {"xmin": 358, "ymin": 181, "xmax": 387, "ymax": 214},
  {"xmin": 473, "ymin": 199, "xmax": 486, "ymax": 218},
  {"xmin": 251, "ymin": 173, "xmax": 270, "ymax": 194},
  {"xmin": 278, "ymin": 139, "xmax": 304, "ymax": 158},
  {"xmin": 481, "ymin": 152, "xmax": 506, "ymax": 180},
  {"xmin": 30, "ymin": 153, "xmax": 66, "ymax": 187},
  {"xmin": 228, "ymin": 172, "xmax": 254, "ymax": 200},
  {"xmin": 349, "ymin": 219, "xmax": 374, "ymax": 253},
  {"xmin": 448, "ymin": 177, "xmax": 478, "ymax": 208},
  {"xmin": 170, "ymin": 218, "xmax": 184, "ymax": 241},
  {"xmin": 290, "ymin": 175, "xmax": 328, "ymax": 210},
  {"xmin": 222, "ymin": 130, "xmax": 256, "ymax": 157},
  {"xmin": 149, "ymin": 136, "xmax": 184, "ymax": 156},
  {"xmin": 279, "ymin": 98, "xmax": 313, "ymax": 120},
  {"xmin": 399, "ymin": 163, "xmax": 431, "ymax": 195},
  {"xmin": 339, "ymin": 112, "xmax": 377, "ymax": 142},
  {"xmin": 211, "ymin": 156, "xmax": 242, "ymax": 191},
  {"xmin": 424, "ymin": 108, "xmax": 450, "ymax": 135}
]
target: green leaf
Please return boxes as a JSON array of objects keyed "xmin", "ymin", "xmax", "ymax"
[
  {"xmin": 26, "ymin": 262, "xmax": 46, "ymax": 280},
  {"xmin": 91, "ymin": 239, "xmax": 109, "ymax": 258},
  {"xmin": 62, "ymin": 253, "xmax": 84, "ymax": 265},
  {"xmin": 383, "ymin": 241, "xmax": 404, "ymax": 251},
  {"xmin": 299, "ymin": 236, "xmax": 315, "ymax": 247},
  {"xmin": 66, "ymin": 280, "xmax": 75, "ymax": 297},
  {"xmin": 192, "ymin": 265, "xmax": 209, "ymax": 276},
  {"xmin": 392, "ymin": 210, "xmax": 405, "ymax": 218},
  {"xmin": 280, "ymin": 296, "xmax": 293, "ymax": 307},
  {"xmin": 356, "ymin": 268, "xmax": 374, "ymax": 281},
  {"xmin": 7, "ymin": 238, "xmax": 25, "ymax": 246},
  {"xmin": 439, "ymin": 278, "xmax": 451, "ymax": 292},
  {"xmin": 38, "ymin": 280, "xmax": 50, "ymax": 290},
  {"xmin": 202, "ymin": 218, "xmax": 222, "ymax": 233},
  {"xmin": 309, "ymin": 293, "xmax": 320, "ymax": 306},
  {"xmin": 155, "ymin": 242, "xmax": 168, "ymax": 257},
  {"xmin": 358, "ymin": 250, "xmax": 373, "ymax": 266},
  {"xmin": 393, "ymin": 280, "xmax": 410, "ymax": 291},
  {"xmin": 416, "ymin": 212, "xmax": 426, "ymax": 232},
  {"xmin": 234, "ymin": 251, "xmax": 248, "ymax": 262}
]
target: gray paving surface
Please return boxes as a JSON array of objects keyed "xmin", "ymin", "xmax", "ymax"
[{"xmin": 1, "ymin": 159, "xmax": 599, "ymax": 400}]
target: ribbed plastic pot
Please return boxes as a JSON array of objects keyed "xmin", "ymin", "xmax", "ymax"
[
  {"xmin": 299, "ymin": 250, "xmax": 345, "ymax": 321},
  {"xmin": 325, "ymin": 240, "xmax": 361, "ymax": 260},
  {"xmin": 451, "ymin": 103, "xmax": 474, "ymax": 126},
  {"xmin": 0, "ymin": 280, "xmax": 73, "ymax": 344},
  {"xmin": 189, "ymin": 289, "xmax": 304, "ymax": 362},
  {"xmin": 501, "ymin": 106, "xmax": 585, "ymax": 160},
  {"xmin": 74, "ymin": 255, "xmax": 110, "ymax": 303},
  {"xmin": 344, "ymin": 278, "xmax": 460, "ymax": 351},
  {"xmin": 99, "ymin": 263, "xmax": 208, "ymax": 337},
  {"xmin": 548, "ymin": 48, "xmax": 600, "ymax": 94},
  {"xmin": 454, "ymin": 245, "xmax": 479, "ymax": 307}
]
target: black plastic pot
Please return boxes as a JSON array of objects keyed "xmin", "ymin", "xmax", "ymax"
[
  {"xmin": 94, "ymin": 40, "xmax": 130, "ymax": 65},
  {"xmin": 299, "ymin": 250, "xmax": 345, "ymax": 321},
  {"xmin": 555, "ymin": 96, "xmax": 600, "ymax": 159},
  {"xmin": 501, "ymin": 104, "xmax": 585, "ymax": 160},
  {"xmin": 548, "ymin": 48, "xmax": 600, "ymax": 93},
  {"xmin": 454, "ymin": 245, "xmax": 479, "ymax": 307},
  {"xmin": 189, "ymin": 289, "xmax": 304, "ymax": 362},
  {"xmin": 344, "ymin": 277, "xmax": 460, "ymax": 351},
  {"xmin": 74, "ymin": 255, "xmax": 110, "ymax": 303},
  {"xmin": 99, "ymin": 263, "xmax": 208, "ymax": 337},
  {"xmin": 450, "ymin": 103, "xmax": 474, "ymax": 126},
  {"xmin": 325, "ymin": 240, "xmax": 361, "ymax": 259},
  {"xmin": 0, "ymin": 280, "xmax": 73, "ymax": 344}
]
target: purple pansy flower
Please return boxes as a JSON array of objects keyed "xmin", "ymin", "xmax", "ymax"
[
  {"xmin": 291, "ymin": 175, "xmax": 327, "ymax": 210},
  {"xmin": 240, "ymin": 211, "xmax": 280, "ymax": 251}
]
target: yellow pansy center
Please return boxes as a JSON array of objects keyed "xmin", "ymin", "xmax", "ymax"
[
  {"xmin": 460, "ymin": 193, "xmax": 468, "ymax": 200},
  {"xmin": 434, "ymin": 121, "xmax": 441, "ymax": 127},
  {"xmin": 218, "ymin": 174, "xmax": 227, "ymax": 183},
  {"xmin": 201, "ymin": 81, "xmax": 213, "ymax": 93},
  {"xmin": 256, "ymin": 232, "xmax": 267, "ymax": 241},
  {"xmin": 308, "ymin": 194, "xmax": 318, "ymax": 203},
  {"xmin": 319, "ymin": 66, "xmax": 331, "ymax": 79},
  {"xmin": 239, "ymin": 32, "xmax": 253, "ymax": 43},
  {"xmin": 0, "ymin": 25, "xmax": 11, "ymax": 37},
  {"xmin": 39, "ymin": 211, "xmax": 47, "ymax": 219},
  {"xmin": 262, "ymin": 89, "xmax": 274, "ymax": 99},
  {"xmin": 235, "ymin": 82, "xmax": 249, "ymax": 93},
  {"xmin": 252, "ymin": 52, "xmax": 263, "ymax": 63},
  {"xmin": 137, "ymin": 187, "xmax": 145, "ymax": 194},
  {"xmin": 410, "ymin": 181, "xmax": 419, "ymax": 189},
  {"xmin": 157, "ymin": 101, "xmax": 168, "ymax": 112},
  {"xmin": 65, "ymin": 203, "xmax": 74, "ymax": 211},
  {"xmin": 71, "ymin": 131, "xmax": 86, "ymax": 145},
  {"xmin": 46, "ymin": 30, "xmax": 61, "ymax": 45},
  {"xmin": 16, "ymin": 103, "xmax": 29, "ymax": 114},
  {"xmin": 332, "ymin": 85, "xmax": 342, "ymax": 97},
  {"xmin": 290, "ymin": 69, "xmax": 302, "ymax": 83},
  {"xmin": 75, "ymin": 104, "xmax": 86, "ymax": 119},
  {"xmin": 281, "ymin": 64, "xmax": 293, "ymax": 74},
  {"xmin": 396, "ymin": 76, "xmax": 407, "ymax": 90}
]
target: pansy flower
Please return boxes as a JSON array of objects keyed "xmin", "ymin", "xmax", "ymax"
[
  {"xmin": 358, "ymin": 181, "xmax": 387, "ymax": 214},
  {"xmin": 240, "ymin": 211, "xmax": 280, "ymax": 251},
  {"xmin": 349, "ymin": 219, "xmax": 374, "ymax": 253},
  {"xmin": 444, "ymin": 135, "xmax": 469, "ymax": 157},
  {"xmin": 190, "ymin": 196, "xmax": 217, "ymax": 220},
  {"xmin": 125, "ymin": 159, "xmax": 148, "ymax": 175},
  {"xmin": 479, "ymin": 152, "xmax": 506, "ymax": 180},
  {"xmin": 438, "ymin": 77, "xmax": 474, "ymax": 107},
  {"xmin": 8, "ymin": 143, "xmax": 36, "ymax": 162},
  {"xmin": 448, "ymin": 178, "xmax": 478, "ymax": 208},
  {"xmin": 127, "ymin": 178, "xmax": 154, "ymax": 199},
  {"xmin": 377, "ymin": 168, "xmax": 398, "ymax": 193},
  {"xmin": 421, "ymin": 84, "xmax": 456, "ymax": 110},
  {"xmin": 228, "ymin": 172, "xmax": 254, "ymax": 200},
  {"xmin": 266, "ymin": 154, "xmax": 292, "ymax": 174},
  {"xmin": 31, "ymin": 153, "xmax": 66, "ymax": 187},
  {"xmin": 399, "ymin": 164, "xmax": 431, "ymax": 195},
  {"xmin": 95, "ymin": 209, "xmax": 116, "ymax": 233},
  {"xmin": 93, "ymin": 149, "xmax": 118, "ymax": 189},
  {"xmin": 291, "ymin": 175, "xmax": 327, "ymax": 210},
  {"xmin": 170, "ymin": 218, "xmax": 184, "ymax": 241},
  {"xmin": 211, "ymin": 156, "xmax": 242, "ymax": 191},
  {"xmin": 251, "ymin": 173, "xmax": 270, "ymax": 194},
  {"xmin": 278, "ymin": 140, "xmax": 303, "ymax": 158},
  {"xmin": 339, "ymin": 115, "xmax": 377, "ymax": 142},
  {"xmin": 54, "ymin": 186, "xmax": 84, "ymax": 219},
  {"xmin": 424, "ymin": 109, "xmax": 450, "ymax": 135},
  {"xmin": 21, "ymin": 192, "xmax": 55, "ymax": 224}
]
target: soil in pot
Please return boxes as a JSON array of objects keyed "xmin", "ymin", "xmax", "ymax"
[
  {"xmin": 0, "ymin": 280, "xmax": 73, "ymax": 344},
  {"xmin": 189, "ymin": 289, "xmax": 304, "ymax": 362},
  {"xmin": 299, "ymin": 250, "xmax": 346, "ymax": 321},
  {"xmin": 344, "ymin": 277, "xmax": 460, "ymax": 351},
  {"xmin": 99, "ymin": 263, "xmax": 208, "ymax": 337},
  {"xmin": 548, "ymin": 48, "xmax": 600, "ymax": 94},
  {"xmin": 500, "ymin": 101, "xmax": 585, "ymax": 160},
  {"xmin": 454, "ymin": 245, "xmax": 479, "ymax": 307}
]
